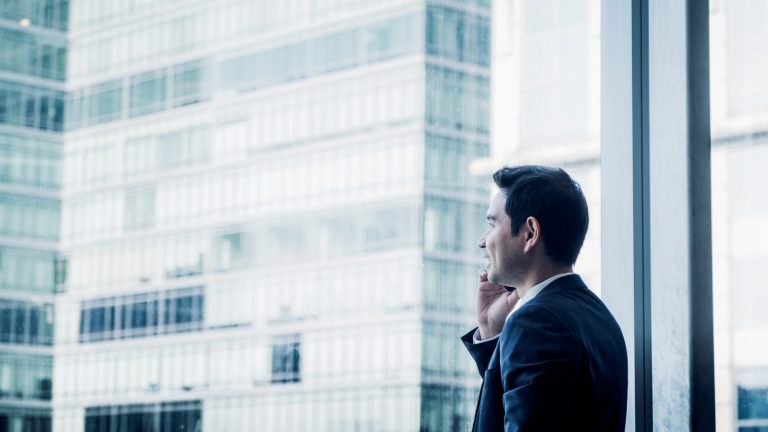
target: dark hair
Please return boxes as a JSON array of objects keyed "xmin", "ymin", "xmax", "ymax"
[{"xmin": 492, "ymin": 165, "xmax": 589, "ymax": 266}]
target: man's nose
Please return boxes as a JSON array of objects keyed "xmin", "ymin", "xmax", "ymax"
[{"xmin": 477, "ymin": 236, "xmax": 486, "ymax": 248}]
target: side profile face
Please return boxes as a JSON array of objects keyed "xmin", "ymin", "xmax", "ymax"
[{"xmin": 478, "ymin": 190, "xmax": 531, "ymax": 287}]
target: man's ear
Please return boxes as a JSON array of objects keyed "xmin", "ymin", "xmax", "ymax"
[{"xmin": 523, "ymin": 216, "xmax": 541, "ymax": 253}]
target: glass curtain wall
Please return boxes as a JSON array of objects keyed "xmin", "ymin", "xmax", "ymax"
[
  {"xmin": 58, "ymin": 1, "xmax": 487, "ymax": 431},
  {"xmin": 0, "ymin": 1, "xmax": 67, "ymax": 431}
]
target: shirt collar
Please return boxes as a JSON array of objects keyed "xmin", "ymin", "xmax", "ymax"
[{"xmin": 505, "ymin": 272, "xmax": 575, "ymax": 322}]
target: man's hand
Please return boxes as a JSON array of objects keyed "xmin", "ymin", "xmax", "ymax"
[{"xmin": 477, "ymin": 269, "xmax": 520, "ymax": 340}]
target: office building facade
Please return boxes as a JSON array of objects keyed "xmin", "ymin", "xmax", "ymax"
[
  {"xmin": 0, "ymin": 0, "xmax": 68, "ymax": 430},
  {"xmin": 55, "ymin": 0, "xmax": 489, "ymax": 430}
]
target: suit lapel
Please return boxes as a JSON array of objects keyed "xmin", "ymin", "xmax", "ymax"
[{"xmin": 473, "ymin": 340, "xmax": 501, "ymax": 431}]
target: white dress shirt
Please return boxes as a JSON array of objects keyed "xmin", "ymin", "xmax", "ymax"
[{"xmin": 473, "ymin": 272, "xmax": 575, "ymax": 344}]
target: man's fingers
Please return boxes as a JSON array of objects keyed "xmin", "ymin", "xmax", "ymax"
[{"xmin": 479, "ymin": 268, "xmax": 488, "ymax": 282}]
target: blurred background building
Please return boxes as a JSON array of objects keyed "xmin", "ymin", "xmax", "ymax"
[
  {"xmin": 710, "ymin": 1, "xmax": 768, "ymax": 430},
  {"xmin": 0, "ymin": 0, "xmax": 67, "ymax": 430},
  {"xmin": 54, "ymin": 0, "xmax": 489, "ymax": 430},
  {"xmin": 0, "ymin": 0, "xmax": 766, "ymax": 431},
  {"xmin": 484, "ymin": 0, "xmax": 602, "ymax": 293}
]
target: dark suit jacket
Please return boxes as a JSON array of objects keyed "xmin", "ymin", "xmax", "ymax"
[{"xmin": 461, "ymin": 274, "xmax": 627, "ymax": 431}]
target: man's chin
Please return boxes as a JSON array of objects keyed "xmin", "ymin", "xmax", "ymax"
[
  {"xmin": 487, "ymin": 270, "xmax": 501, "ymax": 285},
  {"xmin": 488, "ymin": 271, "xmax": 512, "ymax": 287}
]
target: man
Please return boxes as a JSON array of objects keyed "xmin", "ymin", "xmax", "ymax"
[{"xmin": 462, "ymin": 165, "xmax": 627, "ymax": 431}]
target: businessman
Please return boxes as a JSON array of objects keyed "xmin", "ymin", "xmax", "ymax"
[{"xmin": 462, "ymin": 165, "xmax": 627, "ymax": 431}]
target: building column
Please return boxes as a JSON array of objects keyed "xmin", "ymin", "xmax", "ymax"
[{"xmin": 601, "ymin": 0, "xmax": 715, "ymax": 430}]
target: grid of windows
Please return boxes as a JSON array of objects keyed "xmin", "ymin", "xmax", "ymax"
[
  {"xmin": 425, "ymin": 133, "xmax": 490, "ymax": 194},
  {"xmin": 217, "ymin": 15, "xmax": 421, "ymax": 92},
  {"xmin": 172, "ymin": 60, "xmax": 212, "ymax": 107},
  {"xmin": 55, "ymin": 320, "xmax": 421, "ymax": 401},
  {"xmin": 423, "ymin": 259, "xmax": 476, "ymax": 316},
  {"xmin": 64, "ymin": 68, "xmax": 422, "ymax": 192},
  {"xmin": 67, "ymin": 0, "xmax": 456, "ymax": 80},
  {"xmin": 84, "ymin": 79, "xmax": 121, "ymax": 125},
  {"xmin": 78, "ymin": 286, "xmax": 204, "ymax": 343},
  {"xmin": 201, "ymin": 387, "xmax": 421, "ymax": 431},
  {"xmin": 55, "ymin": 387, "xmax": 422, "ymax": 431},
  {"xmin": 427, "ymin": 5, "xmax": 490, "ymax": 67},
  {"xmin": 123, "ymin": 187, "xmax": 155, "ymax": 231},
  {"xmin": 0, "ymin": 0, "xmax": 69, "ymax": 31},
  {"xmin": 66, "ymin": 13, "xmax": 422, "ymax": 130},
  {"xmin": 0, "ymin": 299, "xmax": 53, "ymax": 346},
  {"xmin": 424, "ymin": 197, "xmax": 486, "ymax": 254},
  {"xmin": 61, "ymin": 203, "xmax": 419, "ymax": 294},
  {"xmin": 123, "ymin": 125, "xmax": 211, "ymax": 176},
  {"xmin": 63, "ymin": 140, "xmax": 422, "ymax": 243},
  {"xmin": 421, "ymin": 7, "xmax": 491, "ymax": 432},
  {"xmin": 0, "ymin": 407, "xmax": 51, "ymax": 432},
  {"xmin": 0, "ymin": 29, "xmax": 67, "ymax": 81},
  {"xmin": 0, "ymin": 247, "xmax": 56, "ymax": 294},
  {"xmin": 426, "ymin": 66, "xmax": 490, "ymax": 134},
  {"xmin": 0, "ymin": 80, "xmax": 64, "ymax": 132},
  {"xmin": 0, "ymin": 193, "xmax": 59, "ymax": 241},
  {"xmin": 421, "ymin": 384, "xmax": 477, "ymax": 432},
  {"xmin": 0, "ymin": 132, "xmax": 61, "ymax": 189},
  {"xmin": 422, "ymin": 321, "xmax": 477, "ymax": 379},
  {"xmin": 0, "ymin": 353, "xmax": 52, "ymax": 401},
  {"xmin": 128, "ymin": 70, "xmax": 168, "ymax": 118},
  {"xmin": 84, "ymin": 401, "xmax": 202, "ymax": 432},
  {"xmin": 58, "ymin": 2, "xmax": 491, "ymax": 431},
  {"xmin": 0, "ymin": 4, "xmax": 64, "ymax": 432}
]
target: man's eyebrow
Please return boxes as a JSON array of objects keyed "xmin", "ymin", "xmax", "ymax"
[{"xmin": 486, "ymin": 214, "xmax": 497, "ymax": 221}]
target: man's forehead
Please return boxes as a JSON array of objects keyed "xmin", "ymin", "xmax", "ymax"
[
  {"xmin": 487, "ymin": 191, "xmax": 507, "ymax": 218},
  {"xmin": 490, "ymin": 190, "xmax": 507, "ymax": 206}
]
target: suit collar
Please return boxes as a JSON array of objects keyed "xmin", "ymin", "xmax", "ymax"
[{"xmin": 536, "ymin": 273, "xmax": 587, "ymax": 293}]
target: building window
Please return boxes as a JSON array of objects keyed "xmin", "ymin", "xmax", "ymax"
[
  {"xmin": 124, "ymin": 187, "xmax": 155, "ymax": 230},
  {"xmin": 0, "ymin": 247, "xmax": 56, "ymax": 294},
  {"xmin": 0, "ymin": 80, "xmax": 64, "ymax": 131},
  {"xmin": 427, "ymin": 5, "xmax": 490, "ymax": 67},
  {"xmin": 79, "ymin": 287, "xmax": 204, "ymax": 343},
  {"xmin": 54, "ymin": 257, "xmax": 67, "ymax": 288},
  {"xmin": 172, "ymin": 60, "xmax": 211, "ymax": 107},
  {"xmin": 212, "ymin": 232, "xmax": 244, "ymax": 272},
  {"xmin": 164, "ymin": 290, "xmax": 204, "ymax": 332},
  {"xmin": 737, "ymin": 369, "xmax": 768, "ymax": 430},
  {"xmin": 86, "ymin": 80, "xmax": 122, "ymax": 125},
  {"xmin": 121, "ymin": 299, "xmax": 156, "ymax": 338},
  {"xmin": 0, "ymin": 410, "xmax": 51, "ymax": 432},
  {"xmin": 0, "ymin": 300, "xmax": 53, "ymax": 346},
  {"xmin": 129, "ymin": 70, "xmax": 167, "ymax": 117},
  {"xmin": 271, "ymin": 335, "xmax": 301, "ymax": 384},
  {"xmin": 85, "ymin": 401, "xmax": 201, "ymax": 432},
  {"xmin": 738, "ymin": 385, "xmax": 768, "ymax": 420}
]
